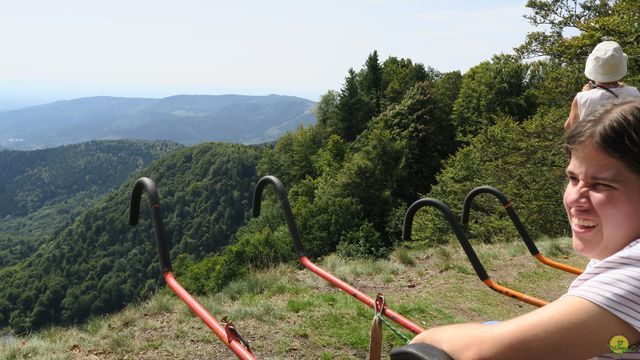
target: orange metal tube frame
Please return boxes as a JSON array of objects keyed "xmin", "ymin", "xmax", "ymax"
[
  {"xmin": 404, "ymin": 198, "xmax": 548, "ymax": 308},
  {"xmin": 533, "ymin": 253, "xmax": 582, "ymax": 275},
  {"xmin": 481, "ymin": 279, "xmax": 548, "ymax": 307}
]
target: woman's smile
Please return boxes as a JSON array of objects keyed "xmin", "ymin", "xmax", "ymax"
[{"xmin": 564, "ymin": 141, "xmax": 640, "ymax": 260}]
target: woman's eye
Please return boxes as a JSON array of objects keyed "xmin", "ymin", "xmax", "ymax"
[{"xmin": 593, "ymin": 183, "xmax": 610, "ymax": 189}]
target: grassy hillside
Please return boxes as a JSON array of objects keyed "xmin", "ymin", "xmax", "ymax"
[{"xmin": 1, "ymin": 237, "xmax": 587, "ymax": 359}]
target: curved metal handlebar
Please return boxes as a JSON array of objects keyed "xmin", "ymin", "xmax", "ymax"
[
  {"xmin": 252, "ymin": 175, "xmax": 306, "ymax": 257},
  {"xmin": 462, "ymin": 186, "xmax": 538, "ymax": 255},
  {"xmin": 129, "ymin": 177, "xmax": 172, "ymax": 273},
  {"xmin": 403, "ymin": 197, "xmax": 548, "ymax": 307},
  {"xmin": 404, "ymin": 198, "xmax": 489, "ymax": 281},
  {"xmin": 252, "ymin": 175, "xmax": 425, "ymax": 335},
  {"xmin": 462, "ymin": 186, "xmax": 582, "ymax": 275},
  {"xmin": 129, "ymin": 177, "xmax": 255, "ymax": 359}
]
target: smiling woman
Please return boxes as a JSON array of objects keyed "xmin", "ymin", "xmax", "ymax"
[
  {"xmin": 564, "ymin": 102, "xmax": 640, "ymax": 260},
  {"xmin": 409, "ymin": 100, "xmax": 640, "ymax": 360}
]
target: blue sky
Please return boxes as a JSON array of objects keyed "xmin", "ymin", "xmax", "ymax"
[{"xmin": 0, "ymin": 0, "xmax": 534, "ymax": 110}]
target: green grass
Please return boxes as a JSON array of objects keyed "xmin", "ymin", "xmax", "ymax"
[
  {"xmin": 0, "ymin": 237, "xmax": 587, "ymax": 359},
  {"xmin": 392, "ymin": 247, "xmax": 417, "ymax": 267}
]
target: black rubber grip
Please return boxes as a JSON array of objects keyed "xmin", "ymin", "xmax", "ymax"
[
  {"xmin": 129, "ymin": 177, "xmax": 172, "ymax": 273},
  {"xmin": 252, "ymin": 175, "xmax": 306, "ymax": 257},
  {"xmin": 403, "ymin": 198, "xmax": 489, "ymax": 281},
  {"xmin": 390, "ymin": 343, "xmax": 453, "ymax": 360},
  {"xmin": 461, "ymin": 186, "xmax": 539, "ymax": 256}
]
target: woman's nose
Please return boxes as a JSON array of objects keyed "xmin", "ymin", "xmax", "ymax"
[{"xmin": 564, "ymin": 182, "xmax": 589, "ymax": 207}]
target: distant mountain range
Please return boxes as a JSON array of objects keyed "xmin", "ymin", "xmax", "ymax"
[{"xmin": 0, "ymin": 94, "xmax": 316, "ymax": 150}]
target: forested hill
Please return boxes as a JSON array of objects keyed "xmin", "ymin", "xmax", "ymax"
[
  {"xmin": 0, "ymin": 142, "xmax": 262, "ymax": 332},
  {"xmin": 0, "ymin": 94, "xmax": 316, "ymax": 150},
  {"xmin": 0, "ymin": 140, "xmax": 181, "ymax": 219},
  {"xmin": 0, "ymin": 140, "xmax": 182, "ymax": 268}
]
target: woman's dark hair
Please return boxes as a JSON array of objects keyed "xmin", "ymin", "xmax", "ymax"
[{"xmin": 566, "ymin": 99, "xmax": 640, "ymax": 175}]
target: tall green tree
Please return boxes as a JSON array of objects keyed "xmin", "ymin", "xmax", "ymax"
[
  {"xmin": 377, "ymin": 81, "xmax": 457, "ymax": 202},
  {"xmin": 451, "ymin": 54, "xmax": 537, "ymax": 140},
  {"xmin": 359, "ymin": 50, "xmax": 384, "ymax": 117},
  {"xmin": 517, "ymin": 0, "xmax": 639, "ymax": 83},
  {"xmin": 516, "ymin": 0, "xmax": 613, "ymax": 61},
  {"xmin": 381, "ymin": 57, "xmax": 430, "ymax": 110},
  {"xmin": 315, "ymin": 90, "xmax": 340, "ymax": 129},
  {"xmin": 333, "ymin": 68, "xmax": 369, "ymax": 141},
  {"xmin": 415, "ymin": 109, "xmax": 568, "ymax": 245},
  {"xmin": 257, "ymin": 125, "xmax": 326, "ymax": 186}
]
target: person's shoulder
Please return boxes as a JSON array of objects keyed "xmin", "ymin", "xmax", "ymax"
[
  {"xmin": 628, "ymin": 238, "xmax": 640, "ymax": 252},
  {"xmin": 582, "ymin": 83, "xmax": 594, "ymax": 91},
  {"xmin": 581, "ymin": 239, "xmax": 640, "ymax": 273},
  {"xmin": 576, "ymin": 89, "xmax": 599, "ymax": 99},
  {"xmin": 618, "ymin": 84, "xmax": 640, "ymax": 93},
  {"xmin": 604, "ymin": 239, "xmax": 640, "ymax": 260}
]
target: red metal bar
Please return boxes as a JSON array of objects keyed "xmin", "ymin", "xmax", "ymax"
[
  {"xmin": 533, "ymin": 254, "xmax": 583, "ymax": 275},
  {"xmin": 300, "ymin": 256, "xmax": 426, "ymax": 334},
  {"xmin": 164, "ymin": 272, "xmax": 256, "ymax": 360},
  {"xmin": 253, "ymin": 176, "xmax": 425, "ymax": 335}
]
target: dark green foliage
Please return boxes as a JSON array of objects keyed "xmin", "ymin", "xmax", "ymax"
[
  {"xmin": 0, "ymin": 140, "xmax": 181, "ymax": 218},
  {"xmin": 334, "ymin": 68, "xmax": 369, "ymax": 141},
  {"xmin": 0, "ymin": 143, "xmax": 261, "ymax": 333},
  {"xmin": 0, "ymin": 140, "xmax": 181, "ymax": 267},
  {"xmin": 291, "ymin": 179, "xmax": 366, "ymax": 257},
  {"xmin": 315, "ymin": 90, "xmax": 340, "ymax": 129},
  {"xmin": 332, "ymin": 127, "xmax": 404, "ymax": 240},
  {"xmin": 336, "ymin": 222, "xmax": 384, "ymax": 258},
  {"xmin": 376, "ymin": 81, "xmax": 457, "ymax": 202},
  {"xmin": 256, "ymin": 125, "xmax": 326, "ymax": 186},
  {"xmin": 0, "ymin": 235, "xmax": 35, "ymax": 268},
  {"xmin": 381, "ymin": 57, "xmax": 430, "ymax": 109},
  {"xmin": 360, "ymin": 50, "xmax": 384, "ymax": 117},
  {"xmin": 413, "ymin": 109, "xmax": 569, "ymax": 245},
  {"xmin": 451, "ymin": 54, "xmax": 538, "ymax": 140},
  {"xmin": 526, "ymin": 60, "xmax": 584, "ymax": 111},
  {"xmin": 432, "ymin": 71, "xmax": 463, "ymax": 115}
]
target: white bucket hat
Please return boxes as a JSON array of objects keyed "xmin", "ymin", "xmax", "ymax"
[{"xmin": 584, "ymin": 41, "xmax": 628, "ymax": 82}]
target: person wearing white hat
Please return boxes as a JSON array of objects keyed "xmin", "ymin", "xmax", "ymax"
[{"xmin": 564, "ymin": 41, "xmax": 640, "ymax": 132}]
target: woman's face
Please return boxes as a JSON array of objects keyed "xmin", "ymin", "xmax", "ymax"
[{"xmin": 564, "ymin": 141, "xmax": 640, "ymax": 260}]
